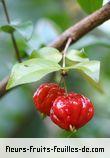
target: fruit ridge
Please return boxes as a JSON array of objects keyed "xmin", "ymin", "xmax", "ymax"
[
  {"xmin": 50, "ymin": 92, "xmax": 94, "ymax": 131},
  {"xmin": 33, "ymin": 83, "xmax": 65, "ymax": 116}
]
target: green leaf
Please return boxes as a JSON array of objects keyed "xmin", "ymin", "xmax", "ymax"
[
  {"xmin": 65, "ymin": 60, "xmax": 102, "ymax": 92},
  {"xmin": 77, "ymin": 0, "xmax": 103, "ymax": 14},
  {"xmin": 79, "ymin": 71, "xmax": 104, "ymax": 93},
  {"xmin": 0, "ymin": 21, "xmax": 33, "ymax": 40},
  {"xmin": 65, "ymin": 60, "xmax": 100, "ymax": 83},
  {"xmin": 6, "ymin": 58, "xmax": 61, "ymax": 89},
  {"xmin": 30, "ymin": 47, "xmax": 62, "ymax": 63},
  {"xmin": 0, "ymin": 25, "xmax": 15, "ymax": 33},
  {"xmin": 66, "ymin": 49, "xmax": 89, "ymax": 63}
]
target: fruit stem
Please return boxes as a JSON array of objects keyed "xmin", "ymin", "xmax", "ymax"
[
  {"xmin": 59, "ymin": 76, "xmax": 67, "ymax": 93},
  {"xmin": 62, "ymin": 37, "xmax": 72, "ymax": 68},
  {"xmin": 61, "ymin": 37, "xmax": 72, "ymax": 93},
  {"xmin": 63, "ymin": 77, "xmax": 68, "ymax": 94}
]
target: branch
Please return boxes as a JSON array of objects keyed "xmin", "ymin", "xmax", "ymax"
[
  {"xmin": 49, "ymin": 2, "xmax": 110, "ymax": 50},
  {"xmin": 0, "ymin": 76, "xmax": 9, "ymax": 97},
  {"xmin": 0, "ymin": 2, "xmax": 110, "ymax": 98},
  {"xmin": 1, "ymin": 0, "xmax": 22, "ymax": 63}
]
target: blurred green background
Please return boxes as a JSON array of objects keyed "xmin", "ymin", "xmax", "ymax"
[{"xmin": 0, "ymin": 0, "xmax": 110, "ymax": 138}]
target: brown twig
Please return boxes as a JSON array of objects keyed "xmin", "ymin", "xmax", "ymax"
[
  {"xmin": 62, "ymin": 37, "xmax": 72, "ymax": 68},
  {"xmin": 49, "ymin": 2, "xmax": 110, "ymax": 50},
  {"xmin": 1, "ymin": 0, "xmax": 22, "ymax": 63},
  {"xmin": 0, "ymin": 76, "xmax": 9, "ymax": 97},
  {"xmin": 0, "ymin": 2, "xmax": 110, "ymax": 98}
]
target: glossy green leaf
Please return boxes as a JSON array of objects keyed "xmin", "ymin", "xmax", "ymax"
[
  {"xmin": 0, "ymin": 21, "xmax": 33, "ymax": 40},
  {"xmin": 65, "ymin": 60, "xmax": 100, "ymax": 83},
  {"xmin": 77, "ymin": 0, "xmax": 103, "ymax": 13},
  {"xmin": 30, "ymin": 47, "xmax": 62, "ymax": 63},
  {"xmin": 66, "ymin": 49, "xmax": 89, "ymax": 63},
  {"xmin": 6, "ymin": 58, "xmax": 61, "ymax": 89}
]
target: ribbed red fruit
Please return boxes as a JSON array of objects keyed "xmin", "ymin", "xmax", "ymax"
[
  {"xmin": 33, "ymin": 83, "xmax": 65, "ymax": 116},
  {"xmin": 50, "ymin": 93, "xmax": 94, "ymax": 131}
]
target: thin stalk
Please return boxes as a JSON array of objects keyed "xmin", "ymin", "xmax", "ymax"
[
  {"xmin": 61, "ymin": 37, "xmax": 72, "ymax": 93},
  {"xmin": 62, "ymin": 37, "xmax": 72, "ymax": 68},
  {"xmin": 63, "ymin": 77, "xmax": 67, "ymax": 94},
  {"xmin": 1, "ymin": 0, "xmax": 22, "ymax": 63}
]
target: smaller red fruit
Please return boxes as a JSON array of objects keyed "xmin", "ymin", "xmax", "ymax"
[
  {"xmin": 50, "ymin": 93, "xmax": 94, "ymax": 131},
  {"xmin": 33, "ymin": 83, "xmax": 65, "ymax": 116}
]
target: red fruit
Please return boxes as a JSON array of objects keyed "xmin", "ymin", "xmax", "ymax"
[
  {"xmin": 33, "ymin": 83, "xmax": 65, "ymax": 116},
  {"xmin": 50, "ymin": 93, "xmax": 94, "ymax": 131}
]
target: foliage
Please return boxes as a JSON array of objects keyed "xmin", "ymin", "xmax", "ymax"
[
  {"xmin": 6, "ymin": 58, "xmax": 61, "ymax": 89},
  {"xmin": 77, "ymin": 0, "xmax": 103, "ymax": 13},
  {"xmin": 0, "ymin": 21, "xmax": 33, "ymax": 40},
  {"xmin": 0, "ymin": 0, "xmax": 110, "ymax": 138}
]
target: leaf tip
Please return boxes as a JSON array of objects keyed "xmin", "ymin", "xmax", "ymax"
[
  {"xmin": 6, "ymin": 77, "xmax": 14, "ymax": 90},
  {"xmin": 6, "ymin": 81, "xmax": 11, "ymax": 90}
]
